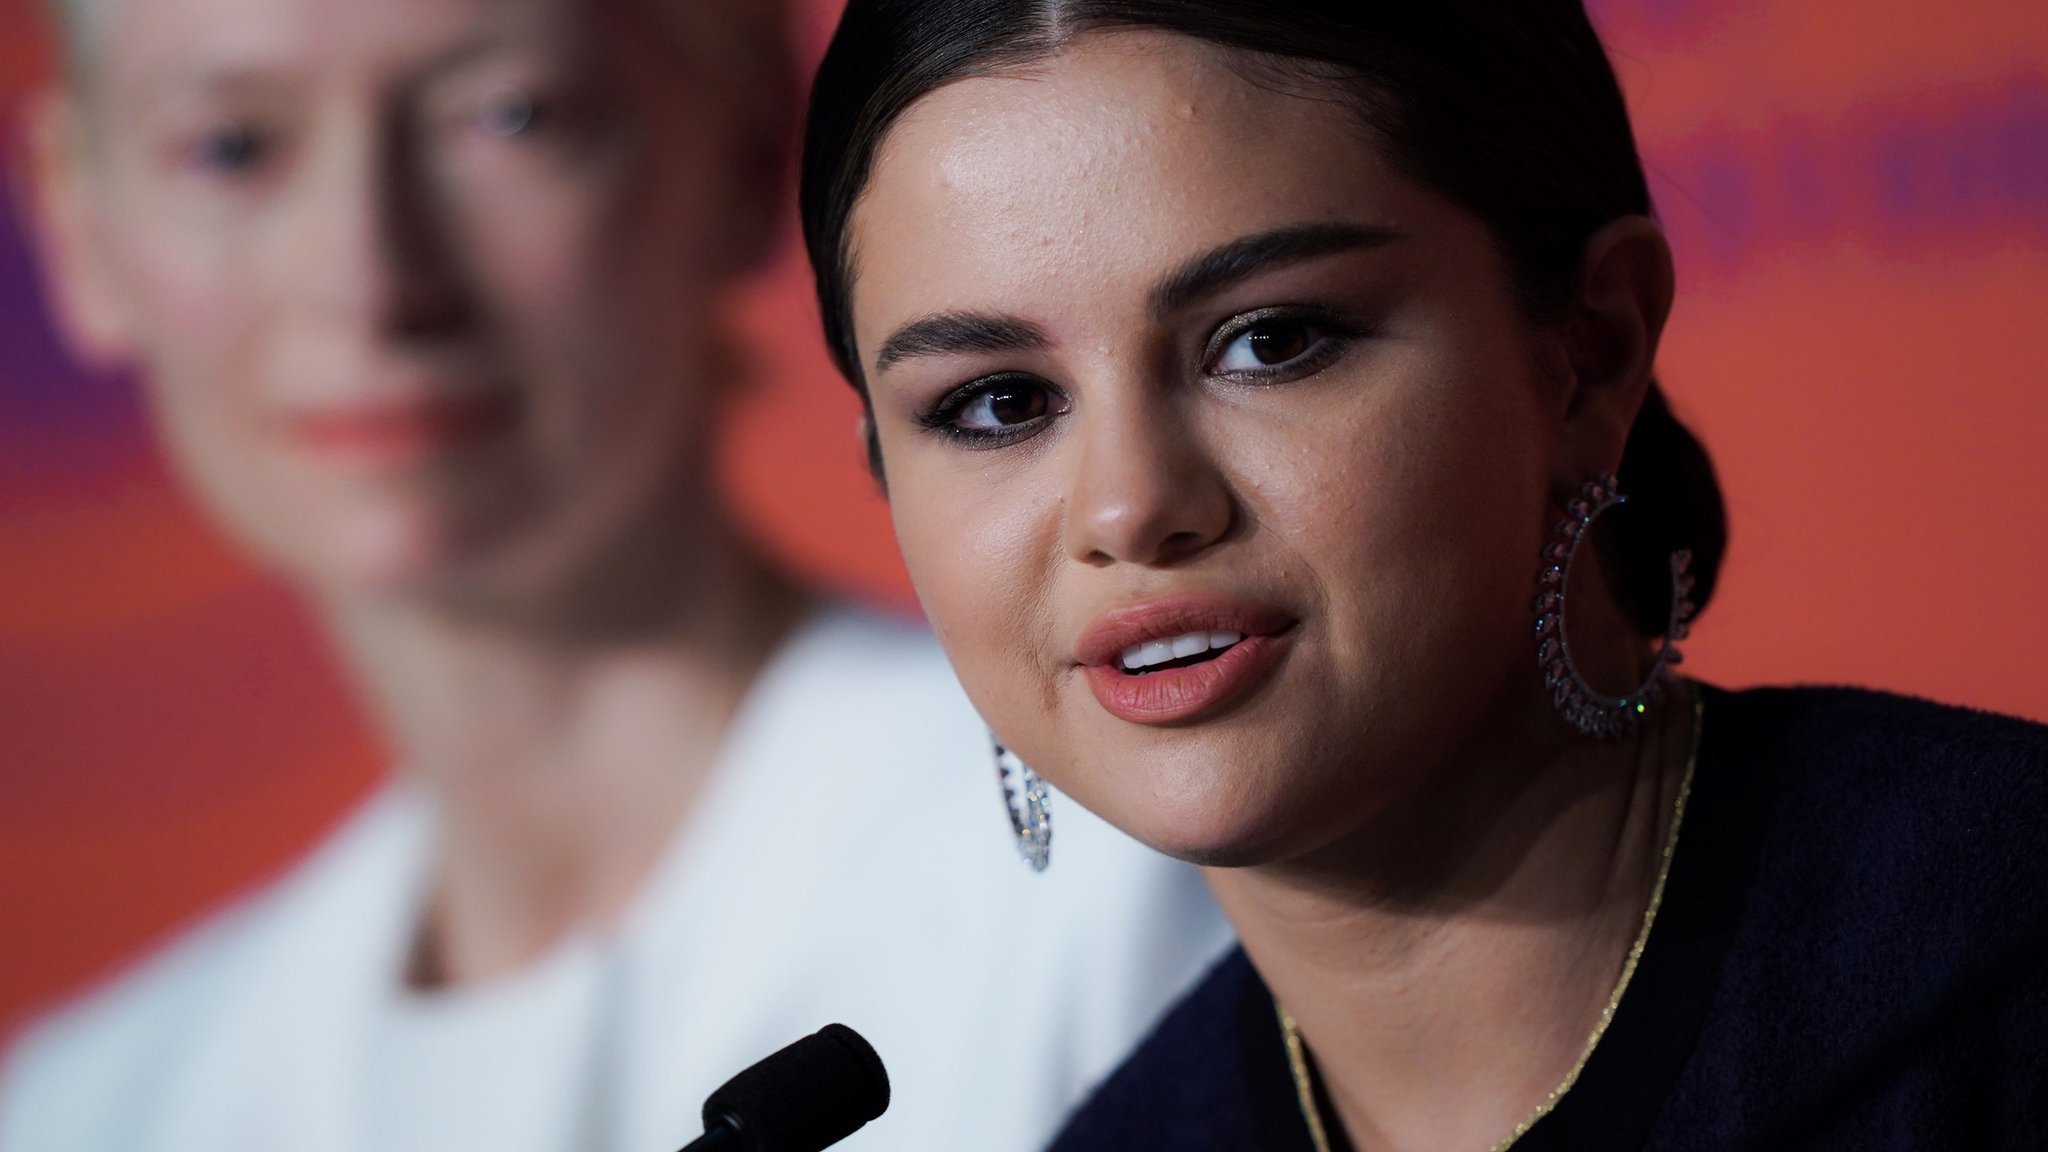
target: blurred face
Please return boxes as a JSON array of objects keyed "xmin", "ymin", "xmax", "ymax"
[
  {"xmin": 849, "ymin": 32, "xmax": 1579, "ymax": 866},
  {"xmin": 37, "ymin": 0, "xmax": 782, "ymax": 602}
]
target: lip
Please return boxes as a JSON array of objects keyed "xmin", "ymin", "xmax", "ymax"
[
  {"xmin": 1076, "ymin": 595, "xmax": 1298, "ymax": 726},
  {"xmin": 285, "ymin": 392, "xmax": 518, "ymax": 467}
]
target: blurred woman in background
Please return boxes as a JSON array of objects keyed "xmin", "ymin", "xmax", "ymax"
[
  {"xmin": 803, "ymin": 1, "xmax": 2048, "ymax": 1148},
  {"xmin": 0, "ymin": 0, "xmax": 1228, "ymax": 1149}
]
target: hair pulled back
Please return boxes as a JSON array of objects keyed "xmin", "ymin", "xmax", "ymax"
[{"xmin": 801, "ymin": 0, "xmax": 1726, "ymax": 631}]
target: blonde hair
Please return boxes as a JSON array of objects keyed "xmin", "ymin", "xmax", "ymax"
[{"xmin": 47, "ymin": 0, "xmax": 794, "ymax": 94}]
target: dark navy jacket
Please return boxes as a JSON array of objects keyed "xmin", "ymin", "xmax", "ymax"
[{"xmin": 1049, "ymin": 686, "xmax": 2048, "ymax": 1151}]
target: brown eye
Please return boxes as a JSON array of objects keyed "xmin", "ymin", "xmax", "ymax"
[
  {"xmin": 955, "ymin": 379, "xmax": 1053, "ymax": 431},
  {"xmin": 1211, "ymin": 314, "xmax": 1340, "ymax": 376},
  {"xmin": 1245, "ymin": 322, "xmax": 1311, "ymax": 365}
]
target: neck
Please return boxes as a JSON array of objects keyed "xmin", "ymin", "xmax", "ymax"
[
  {"xmin": 1206, "ymin": 682, "xmax": 1696, "ymax": 1152},
  {"xmin": 322, "ymin": 507, "xmax": 808, "ymax": 989}
]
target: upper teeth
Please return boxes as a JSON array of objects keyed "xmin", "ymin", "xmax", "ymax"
[{"xmin": 1119, "ymin": 630, "xmax": 1244, "ymax": 672}]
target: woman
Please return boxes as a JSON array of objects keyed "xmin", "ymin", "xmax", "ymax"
[
  {"xmin": 0, "ymin": 0, "xmax": 1230, "ymax": 1149},
  {"xmin": 800, "ymin": 2, "xmax": 2048, "ymax": 1148}
]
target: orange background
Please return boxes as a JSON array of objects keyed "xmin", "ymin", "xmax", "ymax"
[{"xmin": 2, "ymin": 0, "xmax": 2045, "ymax": 1039}]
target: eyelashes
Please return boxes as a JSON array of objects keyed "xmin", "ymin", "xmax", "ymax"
[
  {"xmin": 916, "ymin": 372, "xmax": 1068, "ymax": 448},
  {"xmin": 913, "ymin": 305, "xmax": 1366, "ymax": 448},
  {"xmin": 1202, "ymin": 305, "xmax": 1360, "ymax": 381}
]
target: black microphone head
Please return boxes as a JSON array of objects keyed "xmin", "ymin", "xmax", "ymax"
[{"xmin": 702, "ymin": 1023, "xmax": 890, "ymax": 1152}]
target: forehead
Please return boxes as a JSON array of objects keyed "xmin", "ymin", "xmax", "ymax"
[
  {"xmin": 84, "ymin": 0, "xmax": 625, "ymax": 96},
  {"xmin": 849, "ymin": 30, "xmax": 1425, "ymax": 344}
]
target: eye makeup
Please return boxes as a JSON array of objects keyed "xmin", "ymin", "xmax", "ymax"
[
  {"xmin": 1200, "ymin": 303, "xmax": 1366, "ymax": 384},
  {"xmin": 914, "ymin": 371, "xmax": 1070, "ymax": 448},
  {"xmin": 906, "ymin": 299, "xmax": 1375, "ymax": 451}
]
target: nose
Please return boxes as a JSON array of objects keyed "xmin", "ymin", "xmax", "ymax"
[
  {"xmin": 1064, "ymin": 394, "xmax": 1235, "ymax": 568},
  {"xmin": 288, "ymin": 114, "xmax": 467, "ymax": 341}
]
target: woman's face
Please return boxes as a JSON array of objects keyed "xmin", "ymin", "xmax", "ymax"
[
  {"xmin": 849, "ymin": 32, "xmax": 1583, "ymax": 866},
  {"xmin": 35, "ymin": 0, "xmax": 781, "ymax": 603}
]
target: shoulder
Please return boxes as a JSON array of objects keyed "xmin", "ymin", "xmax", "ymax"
[
  {"xmin": 0, "ymin": 789, "xmax": 422, "ymax": 1147},
  {"xmin": 1050, "ymin": 949, "xmax": 1269, "ymax": 1152},
  {"xmin": 0, "ymin": 898, "xmax": 269, "ymax": 1148},
  {"xmin": 626, "ymin": 606, "xmax": 1233, "ymax": 1150},
  {"xmin": 1703, "ymin": 684, "xmax": 2048, "ymax": 887},
  {"xmin": 1678, "ymin": 686, "xmax": 2048, "ymax": 1123},
  {"xmin": 723, "ymin": 602, "xmax": 982, "ymax": 797},
  {"xmin": 746, "ymin": 602, "xmax": 977, "ymax": 747},
  {"xmin": 1705, "ymin": 683, "xmax": 2048, "ymax": 781}
]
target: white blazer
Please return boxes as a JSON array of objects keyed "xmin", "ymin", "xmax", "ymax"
[{"xmin": 0, "ymin": 606, "xmax": 1233, "ymax": 1152}]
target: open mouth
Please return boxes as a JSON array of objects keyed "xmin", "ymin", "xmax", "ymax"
[{"xmin": 1116, "ymin": 630, "xmax": 1246, "ymax": 675}]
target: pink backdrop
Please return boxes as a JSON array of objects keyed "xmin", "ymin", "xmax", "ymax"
[{"xmin": 2, "ymin": 0, "xmax": 2045, "ymax": 1037}]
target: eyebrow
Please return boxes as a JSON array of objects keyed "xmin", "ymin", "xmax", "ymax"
[
  {"xmin": 136, "ymin": 29, "xmax": 548, "ymax": 105},
  {"xmin": 873, "ymin": 313, "xmax": 1052, "ymax": 373},
  {"xmin": 1150, "ymin": 222, "xmax": 1405, "ymax": 320},
  {"xmin": 868, "ymin": 222, "xmax": 1399, "ymax": 374}
]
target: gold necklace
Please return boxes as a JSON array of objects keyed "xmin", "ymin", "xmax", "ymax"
[{"xmin": 1279, "ymin": 688, "xmax": 1704, "ymax": 1152}]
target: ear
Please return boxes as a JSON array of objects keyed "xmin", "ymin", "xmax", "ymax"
[
  {"xmin": 18, "ymin": 89, "xmax": 138, "ymax": 368},
  {"xmin": 1554, "ymin": 215, "xmax": 1675, "ymax": 492}
]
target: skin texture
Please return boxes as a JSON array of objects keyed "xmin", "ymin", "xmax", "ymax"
[
  {"xmin": 26, "ymin": 0, "xmax": 803, "ymax": 984},
  {"xmin": 848, "ymin": 31, "xmax": 1684, "ymax": 1152}
]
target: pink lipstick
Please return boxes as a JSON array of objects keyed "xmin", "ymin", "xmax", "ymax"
[
  {"xmin": 1075, "ymin": 595, "xmax": 1296, "ymax": 725},
  {"xmin": 287, "ymin": 393, "xmax": 517, "ymax": 467}
]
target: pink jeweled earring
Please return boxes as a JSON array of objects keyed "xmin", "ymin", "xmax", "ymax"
[{"xmin": 1534, "ymin": 473, "xmax": 1696, "ymax": 739}]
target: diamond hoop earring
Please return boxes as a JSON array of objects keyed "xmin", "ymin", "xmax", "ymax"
[
  {"xmin": 1534, "ymin": 473, "xmax": 1697, "ymax": 739},
  {"xmin": 994, "ymin": 738, "xmax": 1052, "ymax": 872}
]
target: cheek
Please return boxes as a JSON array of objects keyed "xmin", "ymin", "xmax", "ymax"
[
  {"xmin": 109, "ymin": 212, "xmax": 272, "ymax": 474},
  {"xmin": 888, "ymin": 455, "xmax": 1062, "ymax": 728},
  {"xmin": 454, "ymin": 170, "xmax": 620, "ymax": 344},
  {"xmin": 1207, "ymin": 332, "xmax": 1549, "ymax": 765},
  {"xmin": 1293, "ymin": 348, "xmax": 1551, "ymax": 707},
  {"xmin": 481, "ymin": 126, "xmax": 733, "ymax": 320},
  {"xmin": 459, "ymin": 165, "xmax": 722, "ymax": 463},
  {"xmin": 115, "ymin": 203, "xmax": 264, "ymax": 367}
]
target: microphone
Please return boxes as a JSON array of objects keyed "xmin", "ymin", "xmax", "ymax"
[{"xmin": 676, "ymin": 1024, "xmax": 891, "ymax": 1152}]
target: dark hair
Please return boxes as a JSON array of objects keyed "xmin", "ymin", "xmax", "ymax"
[{"xmin": 800, "ymin": 0, "xmax": 1726, "ymax": 631}]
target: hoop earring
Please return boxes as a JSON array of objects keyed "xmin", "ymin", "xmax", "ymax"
[
  {"xmin": 994, "ymin": 738, "xmax": 1052, "ymax": 872},
  {"xmin": 1534, "ymin": 473, "xmax": 1697, "ymax": 739}
]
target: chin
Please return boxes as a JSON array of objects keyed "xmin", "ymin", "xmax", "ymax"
[
  {"xmin": 1124, "ymin": 804, "xmax": 1318, "ymax": 870},
  {"xmin": 1068, "ymin": 715, "xmax": 1420, "ymax": 871},
  {"xmin": 1080, "ymin": 747, "xmax": 1332, "ymax": 870},
  {"xmin": 270, "ymin": 502, "xmax": 510, "ymax": 604}
]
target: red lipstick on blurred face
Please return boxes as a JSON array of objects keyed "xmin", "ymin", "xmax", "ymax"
[
  {"xmin": 1075, "ymin": 595, "xmax": 1297, "ymax": 725},
  {"xmin": 286, "ymin": 393, "xmax": 518, "ymax": 467}
]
